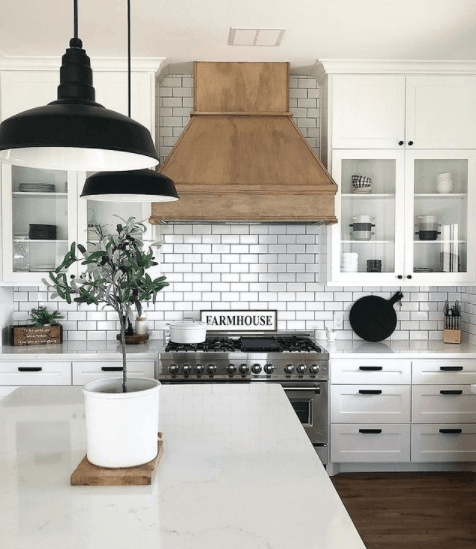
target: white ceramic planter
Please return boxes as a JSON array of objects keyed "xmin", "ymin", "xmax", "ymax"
[{"xmin": 83, "ymin": 377, "xmax": 160, "ymax": 468}]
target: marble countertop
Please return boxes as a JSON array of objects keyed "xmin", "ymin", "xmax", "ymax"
[{"xmin": 0, "ymin": 384, "xmax": 365, "ymax": 549}]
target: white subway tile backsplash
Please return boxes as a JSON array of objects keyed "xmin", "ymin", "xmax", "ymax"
[{"xmin": 11, "ymin": 75, "xmax": 464, "ymax": 342}]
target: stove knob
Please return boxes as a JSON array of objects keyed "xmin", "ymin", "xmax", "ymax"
[
  {"xmin": 296, "ymin": 363, "xmax": 306, "ymax": 375},
  {"xmin": 207, "ymin": 363, "xmax": 217, "ymax": 375},
  {"xmin": 182, "ymin": 364, "xmax": 192, "ymax": 375},
  {"xmin": 169, "ymin": 363, "xmax": 179, "ymax": 375},
  {"xmin": 284, "ymin": 363, "xmax": 295, "ymax": 375},
  {"xmin": 251, "ymin": 363, "xmax": 262, "ymax": 374},
  {"xmin": 226, "ymin": 364, "xmax": 237, "ymax": 375},
  {"xmin": 195, "ymin": 363, "xmax": 204, "ymax": 374},
  {"xmin": 264, "ymin": 363, "xmax": 275, "ymax": 375},
  {"xmin": 239, "ymin": 363, "xmax": 250, "ymax": 375},
  {"xmin": 309, "ymin": 364, "xmax": 320, "ymax": 375}
]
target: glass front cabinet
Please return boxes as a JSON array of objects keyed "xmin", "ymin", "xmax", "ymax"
[
  {"xmin": 329, "ymin": 149, "xmax": 476, "ymax": 286},
  {"xmin": 1, "ymin": 166, "xmax": 159, "ymax": 285},
  {"xmin": 1, "ymin": 164, "xmax": 79, "ymax": 284}
]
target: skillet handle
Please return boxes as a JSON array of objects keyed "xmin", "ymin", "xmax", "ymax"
[{"xmin": 388, "ymin": 291, "xmax": 404, "ymax": 305}]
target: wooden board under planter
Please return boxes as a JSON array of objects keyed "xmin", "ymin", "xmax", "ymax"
[
  {"xmin": 71, "ymin": 438, "xmax": 163, "ymax": 486},
  {"xmin": 116, "ymin": 333, "xmax": 150, "ymax": 344},
  {"xmin": 11, "ymin": 324, "xmax": 63, "ymax": 346}
]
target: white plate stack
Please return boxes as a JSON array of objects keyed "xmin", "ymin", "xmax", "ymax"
[{"xmin": 341, "ymin": 252, "xmax": 359, "ymax": 272}]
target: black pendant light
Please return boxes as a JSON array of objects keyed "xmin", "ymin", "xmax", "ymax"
[
  {"xmin": 81, "ymin": 0, "xmax": 179, "ymax": 203},
  {"xmin": 0, "ymin": 0, "xmax": 159, "ymax": 171}
]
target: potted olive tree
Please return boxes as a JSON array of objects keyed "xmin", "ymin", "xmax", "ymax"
[{"xmin": 43, "ymin": 216, "xmax": 168, "ymax": 468}]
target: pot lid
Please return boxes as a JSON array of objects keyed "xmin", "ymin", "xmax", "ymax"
[{"xmin": 169, "ymin": 320, "xmax": 207, "ymax": 329}]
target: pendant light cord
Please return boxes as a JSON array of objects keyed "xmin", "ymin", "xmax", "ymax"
[
  {"xmin": 74, "ymin": 0, "xmax": 78, "ymax": 39},
  {"xmin": 127, "ymin": 0, "xmax": 131, "ymax": 118},
  {"xmin": 70, "ymin": 0, "xmax": 82, "ymax": 48}
]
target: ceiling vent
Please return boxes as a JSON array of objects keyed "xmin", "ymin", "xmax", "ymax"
[{"xmin": 228, "ymin": 28, "xmax": 285, "ymax": 47}]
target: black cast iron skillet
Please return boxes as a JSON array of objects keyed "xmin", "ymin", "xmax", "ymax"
[{"xmin": 349, "ymin": 291, "xmax": 404, "ymax": 342}]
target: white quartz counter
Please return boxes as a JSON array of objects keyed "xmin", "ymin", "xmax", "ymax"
[
  {"xmin": 324, "ymin": 338, "xmax": 476, "ymax": 358},
  {"xmin": 0, "ymin": 384, "xmax": 365, "ymax": 549},
  {"xmin": 0, "ymin": 339, "xmax": 164, "ymax": 360}
]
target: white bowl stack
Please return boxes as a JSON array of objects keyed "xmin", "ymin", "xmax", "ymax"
[
  {"xmin": 436, "ymin": 172, "xmax": 453, "ymax": 193},
  {"xmin": 341, "ymin": 252, "xmax": 359, "ymax": 272}
]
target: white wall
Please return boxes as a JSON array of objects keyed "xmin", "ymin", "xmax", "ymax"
[{"xmin": 0, "ymin": 286, "xmax": 14, "ymax": 344}]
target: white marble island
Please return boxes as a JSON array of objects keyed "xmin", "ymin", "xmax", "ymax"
[{"xmin": 0, "ymin": 384, "xmax": 365, "ymax": 549}]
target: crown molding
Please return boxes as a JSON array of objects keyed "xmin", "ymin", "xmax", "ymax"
[
  {"xmin": 0, "ymin": 51, "xmax": 166, "ymax": 72},
  {"xmin": 316, "ymin": 59, "xmax": 476, "ymax": 76}
]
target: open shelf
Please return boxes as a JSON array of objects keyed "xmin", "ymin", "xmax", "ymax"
[
  {"xmin": 13, "ymin": 239, "xmax": 68, "ymax": 243},
  {"xmin": 341, "ymin": 193, "xmax": 395, "ymax": 198},
  {"xmin": 414, "ymin": 193, "xmax": 466, "ymax": 199},
  {"xmin": 13, "ymin": 192, "xmax": 68, "ymax": 199}
]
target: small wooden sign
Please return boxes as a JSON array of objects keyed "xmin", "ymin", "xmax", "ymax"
[
  {"xmin": 200, "ymin": 310, "xmax": 277, "ymax": 332},
  {"xmin": 11, "ymin": 324, "xmax": 63, "ymax": 346}
]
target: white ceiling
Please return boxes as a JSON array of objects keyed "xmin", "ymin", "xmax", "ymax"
[{"xmin": 1, "ymin": 0, "xmax": 476, "ymax": 70}]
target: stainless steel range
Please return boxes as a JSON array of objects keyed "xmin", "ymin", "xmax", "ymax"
[{"xmin": 158, "ymin": 331, "xmax": 329, "ymax": 464}]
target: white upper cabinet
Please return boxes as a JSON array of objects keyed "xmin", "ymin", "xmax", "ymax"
[
  {"xmin": 331, "ymin": 74, "xmax": 476, "ymax": 149},
  {"xmin": 331, "ymin": 75, "xmax": 406, "ymax": 149},
  {"xmin": 405, "ymin": 76, "xmax": 476, "ymax": 149},
  {"xmin": 0, "ymin": 70, "xmax": 155, "ymax": 137}
]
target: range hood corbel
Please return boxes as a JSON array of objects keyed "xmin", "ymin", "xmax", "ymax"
[{"xmin": 150, "ymin": 62, "xmax": 337, "ymax": 224}]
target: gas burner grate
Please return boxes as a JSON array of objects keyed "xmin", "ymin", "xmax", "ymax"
[{"xmin": 275, "ymin": 336, "xmax": 322, "ymax": 353}]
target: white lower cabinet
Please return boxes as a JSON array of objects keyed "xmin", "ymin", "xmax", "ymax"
[
  {"xmin": 411, "ymin": 424, "xmax": 476, "ymax": 462},
  {"xmin": 412, "ymin": 385, "xmax": 476, "ymax": 423},
  {"xmin": 330, "ymin": 356, "xmax": 476, "ymax": 467},
  {"xmin": 331, "ymin": 424, "xmax": 411, "ymax": 462},
  {"xmin": 72, "ymin": 361, "xmax": 156, "ymax": 385},
  {"xmin": 0, "ymin": 362, "xmax": 72, "ymax": 386},
  {"xmin": 331, "ymin": 384, "xmax": 411, "ymax": 423}
]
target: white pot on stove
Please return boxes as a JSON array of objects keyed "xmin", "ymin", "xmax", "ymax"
[{"xmin": 168, "ymin": 318, "xmax": 207, "ymax": 344}]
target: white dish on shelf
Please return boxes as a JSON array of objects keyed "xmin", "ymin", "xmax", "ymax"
[
  {"xmin": 352, "ymin": 188, "xmax": 372, "ymax": 194},
  {"xmin": 30, "ymin": 266, "xmax": 56, "ymax": 272}
]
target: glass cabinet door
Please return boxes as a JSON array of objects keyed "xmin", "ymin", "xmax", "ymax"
[
  {"xmin": 1, "ymin": 165, "xmax": 78, "ymax": 283},
  {"xmin": 405, "ymin": 151, "xmax": 476, "ymax": 283},
  {"xmin": 330, "ymin": 150, "xmax": 405, "ymax": 284}
]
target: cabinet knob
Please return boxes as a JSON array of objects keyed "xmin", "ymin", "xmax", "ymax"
[
  {"xmin": 408, "ymin": 140, "xmax": 414, "ymax": 146},
  {"xmin": 397, "ymin": 275, "xmax": 403, "ymax": 280},
  {"xmin": 398, "ymin": 140, "xmax": 404, "ymax": 146},
  {"xmin": 407, "ymin": 275, "xmax": 412, "ymax": 279}
]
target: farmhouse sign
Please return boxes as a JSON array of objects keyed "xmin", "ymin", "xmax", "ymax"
[{"xmin": 200, "ymin": 310, "xmax": 277, "ymax": 332}]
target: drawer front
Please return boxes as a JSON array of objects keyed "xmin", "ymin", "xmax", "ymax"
[
  {"xmin": 72, "ymin": 361, "xmax": 156, "ymax": 385},
  {"xmin": 413, "ymin": 385, "xmax": 476, "ymax": 423},
  {"xmin": 331, "ymin": 423, "xmax": 411, "ymax": 463},
  {"xmin": 0, "ymin": 362, "xmax": 71, "ymax": 385},
  {"xmin": 331, "ymin": 385, "xmax": 411, "ymax": 423},
  {"xmin": 411, "ymin": 424, "xmax": 476, "ymax": 462},
  {"xmin": 331, "ymin": 359, "xmax": 411, "ymax": 384},
  {"xmin": 412, "ymin": 359, "xmax": 476, "ymax": 384}
]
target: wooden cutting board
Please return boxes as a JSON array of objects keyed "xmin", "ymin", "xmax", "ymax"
[{"xmin": 71, "ymin": 437, "xmax": 163, "ymax": 486}]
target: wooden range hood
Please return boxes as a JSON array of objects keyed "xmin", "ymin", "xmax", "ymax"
[{"xmin": 150, "ymin": 62, "xmax": 337, "ymax": 224}]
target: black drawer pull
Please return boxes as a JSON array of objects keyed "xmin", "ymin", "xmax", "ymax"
[
  {"xmin": 359, "ymin": 389, "xmax": 382, "ymax": 395},
  {"xmin": 359, "ymin": 429, "xmax": 382, "ymax": 434},
  {"xmin": 439, "ymin": 428, "xmax": 463, "ymax": 434},
  {"xmin": 359, "ymin": 366, "xmax": 383, "ymax": 371},
  {"xmin": 440, "ymin": 390, "xmax": 463, "ymax": 395},
  {"xmin": 440, "ymin": 366, "xmax": 463, "ymax": 371},
  {"xmin": 18, "ymin": 367, "xmax": 42, "ymax": 372},
  {"xmin": 101, "ymin": 367, "xmax": 124, "ymax": 372}
]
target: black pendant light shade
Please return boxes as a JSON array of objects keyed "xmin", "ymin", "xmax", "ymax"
[
  {"xmin": 0, "ymin": 19, "xmax": 159, "ymax": 171},
  {"xmin": 81, "ymin": 169, "xmax": 179, "ymax": 202}
]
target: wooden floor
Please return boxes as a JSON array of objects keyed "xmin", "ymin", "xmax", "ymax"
[{"xmin": 331, "ymin": 472, "xmax": 476, "ymax": 549}]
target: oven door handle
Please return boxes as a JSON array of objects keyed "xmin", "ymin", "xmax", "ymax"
[{"xmin": 284, "ymin": 387, "xmax": 321, "ymax": 394}]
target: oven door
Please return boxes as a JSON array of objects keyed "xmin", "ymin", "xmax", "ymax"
[{"xmin": 278, "ymin": 381, "xmax": 328, "ymax": 464}]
